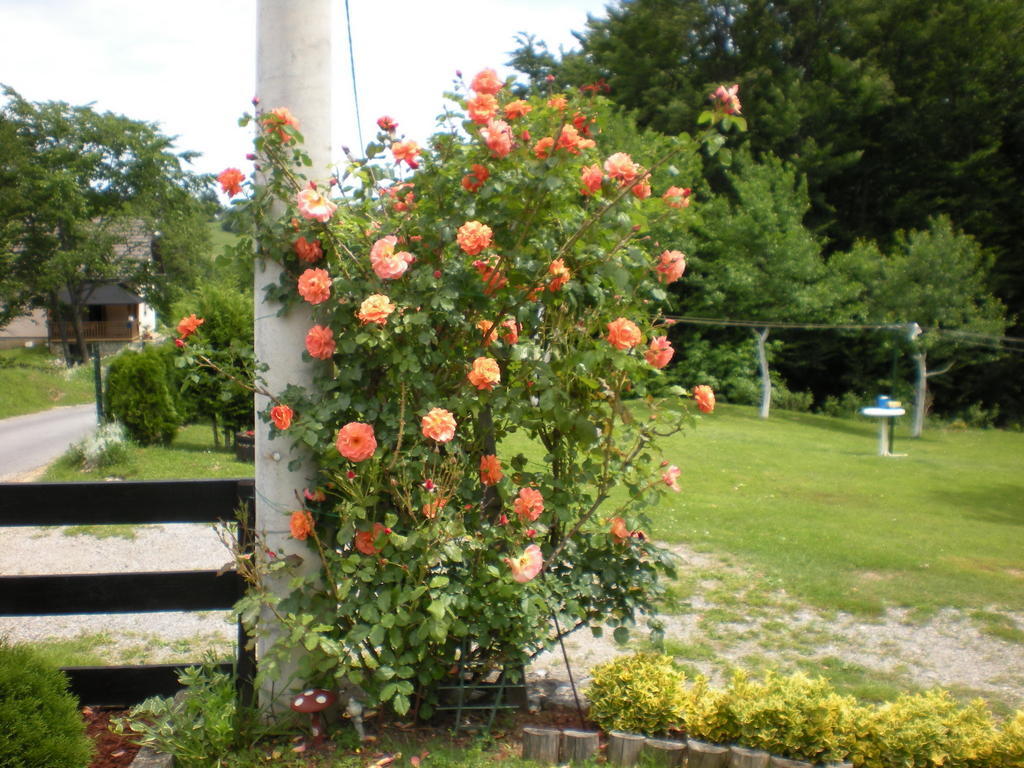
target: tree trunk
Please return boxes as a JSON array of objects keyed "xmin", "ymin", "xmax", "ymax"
[
  {"xmin": 48, "ymin": 292, "xmax": 72, "ymax": 365},
  {"xmin": 754, "ymin": 327, "xmax": 771, "ymax": 419},
  {"xmin": 68, "ymin": 304, "xmax": 89, "ymax": 366},
  {"xmin": 912, "ymin": 350, "xmax": 927, "ymax": 438}
]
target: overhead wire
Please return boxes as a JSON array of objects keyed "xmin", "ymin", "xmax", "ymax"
[{"xmin": 342, "ymin": 0, "xmax": 364, "ymax": 152}]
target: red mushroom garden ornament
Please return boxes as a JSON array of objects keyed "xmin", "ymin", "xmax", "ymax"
[{"xmin": 290, "ymin": 688, "xmax": 337, "ymax": 747}]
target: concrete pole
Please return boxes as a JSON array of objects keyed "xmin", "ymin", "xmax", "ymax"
[{"xmin": 255, "ymin": 0, "xmax": 332, "ymax": 708}]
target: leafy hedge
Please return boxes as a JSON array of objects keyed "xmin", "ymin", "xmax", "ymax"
[{"xmin": 586, "ymin": 655, "xmax": 1024, "ymax": 767}]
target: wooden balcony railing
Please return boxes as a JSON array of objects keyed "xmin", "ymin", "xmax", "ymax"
[{"xmin": 49, "ymin": 320, "xmax": 138, "ymax": 342}]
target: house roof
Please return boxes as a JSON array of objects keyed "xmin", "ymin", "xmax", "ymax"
[{"xmin": 57, "ymin": 283, "xmax": 143, "ymax": 306}]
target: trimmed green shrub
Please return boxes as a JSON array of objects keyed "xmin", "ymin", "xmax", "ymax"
[
  {"xmin": 680, "ymin": 673, "xmax": 741, "ymax": 745},
  {"xmin": 852, "ymin": 690, "xmax": 996, "ymax": 768},
  {"xmin": 0, "ymin": 640, "xmax": 94, "ymax": 768},
  {"xmin": 105, "ymin": 344, "xmax": 180, "ymax": 445},
  {"xmin": 586, "ymin": 653, "xmax": 687, "ymax": 735},
  {"xmin": 728, "ymin": 670, "xmax": 867, "ymax": 763},
  {"xmin": 993, "ymin": 710, "xmax": 1024, "ymax": 768}
]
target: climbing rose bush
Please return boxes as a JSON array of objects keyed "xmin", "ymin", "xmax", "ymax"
[{"xmin": 219, "ymin": 69, "xmax": 735, "ymax": 718}]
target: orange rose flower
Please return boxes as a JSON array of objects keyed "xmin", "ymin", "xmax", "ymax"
[
  {"xmin": 555, "ymin": 124, "xmax": 582, "ymax": 154},
  {"xmin": 217, "ymin": 168, "xmax": 245, "ymax": 197},
  {"xmin": 663, "ymin": 186, "xmax": 692, "ymax": 209},
  {"xmin": 356, "ymin": 294, "xmax": 396, "ymax": 325},
  {"xmin": 631, "ymin": 180, "xmax": 652, "ymax": 199},
  {"xmin": 481, "ymin": 119, "xmax": 513, "ymax": 158},
  {"xmin": 369, "ymin": 235, "xmax": 414, "ymax": 280},
  {"xmin": 305, "ymin": 325, "xmax": 335, "ymax": 360},
  {"xmin": 296, "ymin": 187, "xmax": 337, "ymax": 222},
  {"xmin": 504, "ymin": 99, "xmax": 533, "ymax": 120},
  {"xmin": 655, "ymin": 250, "xmax": 687, "ymax": 284},
  {"xmin": 471, "ymin": 67, "xmax": 504, "ymax": 95},
  {"xmin": 548, "ymin": 258, "xmax": 571, "ymax": 292},
  {"xmin": 603, "ymin": 152, "xmax": 639, "ymax": 184},
  {"xmin": 376, "ymin": 115, "xmax": 397, "ymax": 132},
  {"xmin": 506, "ymin": 544, "xmax": 543, "ymax": 583},
  {"xmin": 176, "ymin": 313, "xmax": 204, "ymax": 340},
  {"xmin": 467, "ymin": 92, "xmax": 499, "ymax": 124},
  {"xmin": 533, "ymin": 137, "xmax": 555, "ymax": 160},
  {"xmin": 336, "ymin": 422, "xmax": 377, "ymax": 462},
  {"xmin": 270, "ymin": 404, "xmax": 293, "ymax": 430},
  {"xmin": 609, "ymin": 516, "xmax": 630, "ymax": 544},
  {"xmin": 606, "ymin": 317, "xmax": 642, "ymax": 350},
  {"xmin": 645, "ymin": 336, "xmax": 674, "ymax": 369},
  {"xmin": 422, "ymin": 497, "xmax": 448, "ymax": 520},
  {"xmin": 693, "ymin": 385, "xmax": 716, "ymax": 414},
  {"xmin": 462, "ymin": 163, "xmax": 489, "ymax": 193},
  {"xmin": 477, "ymin": 319, "xmax": 498, "ymax": 346},
  {"xmin": 421, "ymin": 407, "xmax": 457, "ymax": 443},
  {"xmin": 290, "ymin": 510, "xmax": 314, "ymax": 541},
  {"xmin": 502, "ymin": 319, "xmax": 520, "ymax": 345},
  {"xmin": 261, "ymin": 106, "xmax": 300, "ymax": 142},
  {"xmin": 580, "ymin": 164, "xmax": 603, "ymax": 195},
  {"xmin": 662, "ymin": 465, "xmax": 681, "ymax": 492},
  {"xmin": 391, "ymin": 140, "xmax": 421, "ymax": 169},
  {"xmin": 297, "ymin": 268, "xmax": 331, "ymax": 305},
  {"xmin": 547, "ymin": 95, "xmax": 568, "ymax": 110},
  {"xmin": 457, "ymin": 220, "xmax": 493, "ymax": 256},
  {"xmin": 354, "ymin": 522, "xmax": 387, "ymax": 555},
  {"xmin": 472, "ymin": 257, "xmax": 507, "ymax": 295},
  {"xmin": 479, "ymin": 454, "xmax": 503, "ymax": 486},
  {"xmin": 468, "ymin": 357, "xmax": 501, "ymax": 391},
  {"xmin": 293, "ymin": 236, "xmax": 323, "ymax": 263},
  {"xmin": 513, "ymin": 487, "xmax": 544, "ymax": 523}
]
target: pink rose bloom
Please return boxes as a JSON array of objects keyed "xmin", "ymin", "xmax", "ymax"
[
  {"xmin": 711, "ymin": 84, "xmax": 741, "ymax": 115},
  {"xmin": 421, "ymin": 408, "xmax": 457, "ymax": 443},
  {"xmin": 471, "ymin": 67, "xmax": 504, "ymax": 95},
  {"xmin": 604, "ymin": 152, "xmax": 639, "ymax": 184},
  {"xmin": 506, "ymin": 544, "xmax": 543, "ymax": 583},
  {"xmin": 305, "ymin": 325, "xmax": 335, "ymax": 360},
  {"xmin": 296, "ymin": 187, "xmax": 337, "ymax": 222},
  {"xmin": 606, "ymin": 317, "xmax": 643, "ymax": 350},
  {"xmin": 662, "ymin": 465, "xmax": 681, "ymax": 492},
  {"xmin": 693, "ymin": 385, "xmax": 716, "ymax": 414},
  {"xmin": 663, "ymin": 186, "xmax": 692, "ymax": 209},
  {"xmin": 645, "ymin": 336, "xmax": 674, "ymax": 369},
  {"xmin": 502, "ymin": 319, "xmax": 520, "ymax": 345},
  {"xmin": 336, "ymin": 422, "xmax": 377, "ymax": 462},
  {"xmin": 481, "ymin": 119, "xmax": 513, "ymax": 159},
  {"xmin": 370, "ymin": 235, "xmax": 414, "ymax": 280},
  {"xmin": 513, "ymin": 487, "xmax": 544, "ymax": 523},
  {"xmin": 655, "ymin": 250, "xmax": 687, "ymax": 284},
  {"xmin": 631, "ymin": 180, "xmax": 652, "ymax": 199},
  {"xmin": 297, "ymin": 268, "xmax": 331, "ymax": 305}
]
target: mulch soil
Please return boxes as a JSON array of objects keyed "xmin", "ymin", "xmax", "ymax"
[{"xmin": 82, "ymin": 707, "xmax": 139, "ymax": 768}]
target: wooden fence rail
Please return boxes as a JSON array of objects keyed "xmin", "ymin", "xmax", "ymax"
[{"xmin": 0, "ymin": 478, "xmax": 255, "ymax": 707}]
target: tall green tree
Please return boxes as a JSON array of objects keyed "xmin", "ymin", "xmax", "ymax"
[
  {"xmin": 831, "ymin": 217, "xmax": 1006, "ymax": 435},
  {"xmin": 685, "ymin": 152, "xmax": 830, "ymax": 418},
  {"xmin": 0, "ymin": 87, "xmax": 212, "ymax": 362}
]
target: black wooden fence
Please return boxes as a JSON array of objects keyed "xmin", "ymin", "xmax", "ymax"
[{"xmin": 0, "ymin": 478, "xmax": 255, "ymax": 707}]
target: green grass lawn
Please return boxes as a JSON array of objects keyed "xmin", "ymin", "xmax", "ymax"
[
  {"xmin": 42, "ymin": 423, "xmax": 255, "ymax": 482},
  {"xmin": 650, "ymin": 404, "xmax": 1024, "ymax": 616},
  {"xmin": 0, "ymin": 346, "xmax": 96, "ymax": 419}
]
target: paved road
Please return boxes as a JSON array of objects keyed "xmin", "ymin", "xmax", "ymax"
[{"xmin": 0, "ymin": 404, "xmax": 98, "ymax": 481}]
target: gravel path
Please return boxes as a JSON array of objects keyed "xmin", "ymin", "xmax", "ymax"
[{"xmin": 2, "ymin": 514, "xmax": 1022, "ymax": 710}]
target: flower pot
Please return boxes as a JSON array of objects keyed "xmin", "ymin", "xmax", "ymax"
[
  {"xmin": 686, "ymin": 738, "xmax": 730, "ymax": 768},
  {"xmin": 729, "ymin": 745, "xmax": 770, "ymax": 768}
]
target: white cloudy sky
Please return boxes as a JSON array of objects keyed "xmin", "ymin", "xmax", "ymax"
[{"xmin": 0, "ymin": 0, "xmax": 612, "ymax": 181}]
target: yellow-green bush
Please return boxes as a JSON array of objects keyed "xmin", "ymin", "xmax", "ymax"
[
  {"xmin": 586, "ymin": 653, "xmax": 687, "ymax": 735},
  {"xmin": 850, "ymin": 690, "xmax": 996, "ymax": 768},
  {"xmin": 728, "ymin": 670, "xmax": 868, "ymax": 763},
  {"xmin": 993, "ymin": 711, "xmax": 1024, "ymax": 768},
  {"xmin": 680, "ymin": 673, "xmax": 741, "ymax": 745}
]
